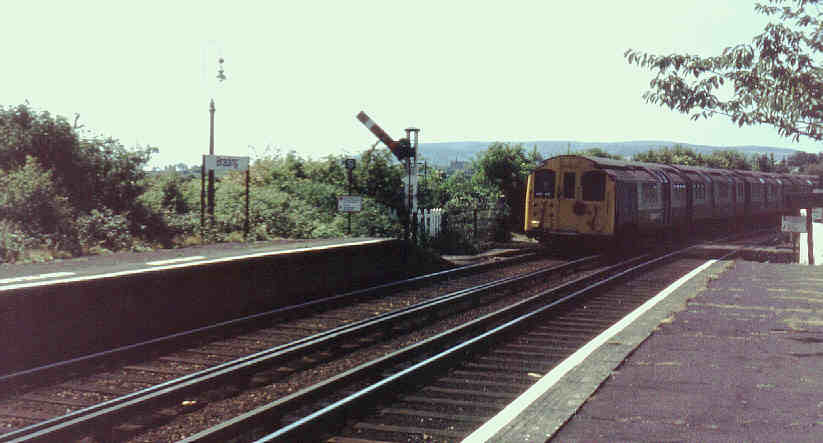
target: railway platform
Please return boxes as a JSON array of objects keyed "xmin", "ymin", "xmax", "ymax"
[
  {"xmin": 0, "ymin": 237, "xmax": 439, "ymax": 375},
  {"xmin": 0, "ymin": 237, "xmax": 388, "ymax": 289},
  {"xmin": 469, "ymin": 257, "xmax": 823, "ymax": 442}
]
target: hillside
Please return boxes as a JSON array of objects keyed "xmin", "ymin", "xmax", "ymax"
[{"xmin": 418, "ymin": 140, "xmax": 806, "ymax": 167}]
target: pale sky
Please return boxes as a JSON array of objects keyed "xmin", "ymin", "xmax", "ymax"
[{"xmin": 4, "ymin": 1, "xmax": 820, "ymax": 168}]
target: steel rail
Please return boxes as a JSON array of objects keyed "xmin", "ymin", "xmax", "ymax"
[
  {"xmin": 181, "ymin": 233, "xmax": 762, "ymax": 442},
  {"xmin": 0, "ymin": 251, "xmax": 538, "ymax": 389},
  {"xmin": 178, "ymin": 254, "xmax": 650, "ymax": 442},
  {"xmin": 1, "ymin": 254, "xmax": 592, "ymax": 442},
  {"xmin": 253, "ymin": 244, "xmax": 740, "ymax": 442}
]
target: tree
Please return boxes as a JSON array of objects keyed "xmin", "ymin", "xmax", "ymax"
[
  {"xmin": 705, "ymin": 149, "xmax": 751, "ymax": 170},
  {"xmin": 633, "ymin": 145, "xmax": 706, "ymax": 166},
  {"xmin": 626, "ymin": 0, "xmax": 823, "ymax": 142},
  {"xmin": 0, "ymin": 104, "xmax": 155, "ymax": 214},
  {"xmin": 473, "ymin": 142, "xmax": 533, "ymax": 231},
  {"xmin": 575, "ymin": 147, "xmax": 623, "ymax": 160},
  {"xmin": 785, "ymin": 151, "xmax": 822, "ymax": 167}
]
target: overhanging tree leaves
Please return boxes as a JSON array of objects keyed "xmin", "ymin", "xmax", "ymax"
[{"xmin": 626, "ymin": 0, "xmax": 823, "ymax": 141}]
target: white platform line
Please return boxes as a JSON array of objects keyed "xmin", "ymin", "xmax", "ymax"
[
  {"xmin": 0, "ymin": 272, "xmax": 77, "ymax": 285},
  {"xmin": 0, "ymin": 239, "xmax": 390, "ymax": 292},
  {"xmin": 146, "ymin": 256, "xmax": 207, "ymax": 266},
  {"xmin": 462, "ymin": 258, "xmax": 719, "ymax": 443}
]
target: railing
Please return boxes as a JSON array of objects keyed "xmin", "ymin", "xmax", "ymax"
[{"xmin": 413, "ymin": 206, "xmax": 507, "ymax": 250}]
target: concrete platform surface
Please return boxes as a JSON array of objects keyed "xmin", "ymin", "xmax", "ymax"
[
  {"xmin": 551, "ymin": 260, "xmax": 823, "ymax": 442},
  {"xmin": 0, "ymin": 237, "xmax": 388, "ymax": 292}
]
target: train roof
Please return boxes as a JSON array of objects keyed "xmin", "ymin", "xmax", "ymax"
[{"xmin": 540, "ymin": 155, "xmax": 820, "ymax": 187}]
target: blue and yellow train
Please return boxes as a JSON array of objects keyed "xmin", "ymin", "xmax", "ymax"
[{"xmin": 524, "ymin": 155, "xmax": 818, "ymax": 250}]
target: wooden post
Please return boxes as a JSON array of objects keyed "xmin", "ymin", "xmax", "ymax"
[
  {"xmin": 807, "ymin": 207, "xmax": 815, "ymax": 265},
  {"xmin": 244, "ymin": 169, "xmax": 250, "ymax": 240},
  {"xmin": 200, "ymin": 155, "xmax": 205, "ymax": 230}
]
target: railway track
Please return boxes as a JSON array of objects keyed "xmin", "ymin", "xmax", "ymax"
[
  {"xmin": 205, "ymin": 245, "xmax": 742, "ymax": 442},
  {"xmin": 0, "ymin": 251, "xmax": 600, "ymax": 442}
]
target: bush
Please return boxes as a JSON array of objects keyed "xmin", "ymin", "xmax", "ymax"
[
  {"xmin": 345, "ymin": 198, "xmax": 402, "ymax": 237},
  {"xmin": 0, "ymin": 220, "xmax": 34, "ymax": 262},
  {"xmin": 74, "ymin": 208, "xmax": 133, "ymax": 253},
  {"xmin": 0, "ymin": 156, "xmax": 74, "ymax": 236}
]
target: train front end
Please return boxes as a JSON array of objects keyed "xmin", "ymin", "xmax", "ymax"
[{"xmin": 525, "ymin": 155, "xmax": 615, "ymax": 248}]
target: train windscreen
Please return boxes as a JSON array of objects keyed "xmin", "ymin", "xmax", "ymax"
[
  {"xmin": 581, "ymin": 171, "xmax": 605, "ymax": 201},
  {"xmin": 534, "ymin": 170, "xmax": 555, "ymax": 198},
  {"xmin": 563, "ymin": 172, "xmax": 576, "ymax": 199}
]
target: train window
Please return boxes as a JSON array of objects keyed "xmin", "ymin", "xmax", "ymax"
[
  {"xmin": 562, "ymin": 172, "xmax": 576, "ymax": 199},
  {"xmin": 673, "ymin": 183, "xmax": 686, "ymax": 202},
  {"xmin": 737, "ymin": 183, "xmax": 744, "ymax": 201},
  {"xmin": 641, "ymin": 182, "xmax": 658, "ymax": 205},
  {"xmin": 718, "ymin": 182, "xmax": 729, "ymax": 199},
  {"xmin": 533, "ymin": 170, "xmax": 555, "ymax": 198},
  {"xmin": 581, "ymin": 171, "xmax": 605, "ymax": 201},
  {"xmin": 693, "ymin": 183, "xmax": 706, "ymax": 201}
]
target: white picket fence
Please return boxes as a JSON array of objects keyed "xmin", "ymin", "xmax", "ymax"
[{"xmin": 417, "ymin": 208, "xmax": 443, "ymax": 238}]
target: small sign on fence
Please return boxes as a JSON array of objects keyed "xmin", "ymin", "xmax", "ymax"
[
  {"xmin": 338, "ymin": 196, "xmax": 362, "ymax": 212},
  {"xmin": 782, "ymin": 215, "xmax": 807, "ymax": 233}
]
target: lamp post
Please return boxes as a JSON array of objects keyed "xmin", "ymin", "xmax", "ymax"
[
  {"xmin": 202, "ymin": 57, "xmax": 226, "ymax": 230},
  {"xmin": 209, "ymin": 58, "xmax": 226, "ymax": 223}
]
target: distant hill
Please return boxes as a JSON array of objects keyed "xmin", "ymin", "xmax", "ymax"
[{"xmin": 418, "ymin": 140, "xmax": 804, "ymax": 167}]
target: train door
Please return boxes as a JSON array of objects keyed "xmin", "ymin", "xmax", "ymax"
[
  {"xmin": 554, "ymin": 171, "xmax": 577, "ymax": 232},
  {"xmin": 648, "ymin": 169, "xmax": 671, "ymax": 225},
  {"xmin": 527, "ymin": 169, "xmax": 556, "ymax": 231},
  {"xmin": 580, "ymin": 170, "xmax": 610, "ymax": 233}
]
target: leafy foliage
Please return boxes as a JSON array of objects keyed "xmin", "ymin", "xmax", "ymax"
[
  {"xmin": 632, "ymin": 144, "xmax": 757, "ymax": 170},
  {"xmin": 0, "ymin": 104, "xmax": 160, "ymax": 261},
  {"xmin": 575, "ymin": 148, "xmax": 624, "ymax": 160},
  {"xmin": 75, "ymin": 208, "xmax": 134, "ymax": 253},
  {"xmin": 472, "ymin": 142, "xmax": 537, "ymax": 231},
  {"xmin": 0, "ymin": 156, "xmax": 73, "ymax": 237},
  {"xmin": 0, "ymin": 104, "xmax": 156, "ymax": 213},
  {"xmin": 626, "ymin": 0, "xmax": 823, "ymax": 141}
]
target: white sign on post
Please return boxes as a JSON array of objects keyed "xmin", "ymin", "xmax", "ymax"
[
  {"xmin": 338, "ymin": 196, "xmax": 362, "ymax": 212},
  {"xmin": 782, "ymin": 215, "xmax": 807, "ymax": 233},
  {"xmin": 204, "ymin": 155, "xmax": 249, "ymax": 172}
]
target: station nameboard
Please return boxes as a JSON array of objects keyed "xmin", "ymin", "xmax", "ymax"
[
  {"xmin": 204, "ymin": 155, "xmax": 250, "ymax": 172},
  {"xmin": 337, "ymin": 195, "xmax": 362, "ymax": 212},
  {"xmin": 781, "ymin": 215, "xmax": 807, "ymax": 233}
]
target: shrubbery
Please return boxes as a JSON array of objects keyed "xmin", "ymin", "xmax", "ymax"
[{"xmin": 0, "ymin": 104, "xmax": 520, "ymax": 263}]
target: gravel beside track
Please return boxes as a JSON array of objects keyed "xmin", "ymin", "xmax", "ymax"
[
  {"xmin": 324, "ymin": 250, "xmax": 730, "ymax": 442},
  {"xmin": 0, "ymin": 253, "xmax": 574, "ymax": 442}
]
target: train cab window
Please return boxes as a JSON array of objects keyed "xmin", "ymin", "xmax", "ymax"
[
  {"xmin": 562, "ymin": 172, "xmax": 576, "ymax": 199},
  {"xmin": 533, "ymin": 170, "xmax": 555, "ymax": 198},
  {"xmin": 581, "ymin": 171, "xmax": 605, "ymax": 201}
]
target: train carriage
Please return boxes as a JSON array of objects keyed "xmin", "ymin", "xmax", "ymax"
[
  {"xmin": 525, "ymin": 154, "xmax": 821, "ymax": 252},
  {"xmin": 703, "ymin": 168, "xmax": 739, "ymax": 219},
  {"xmin": 762, "ymin": 174, "xmax": 781, "ymax": 212},
  {"xmin": 525, "ymin": 155, "xmax": 669, "ymax": 248},
  {"xmin": 525, "ymin": 156, "xmax": 615, "ymax": 242},
  {"xmin": 670, "ymin": 166, "xmax": 713, "ymax": 222},
  {"xmin": 733, "ymin": 171, "xmax": 767, "ymax": 217}
]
